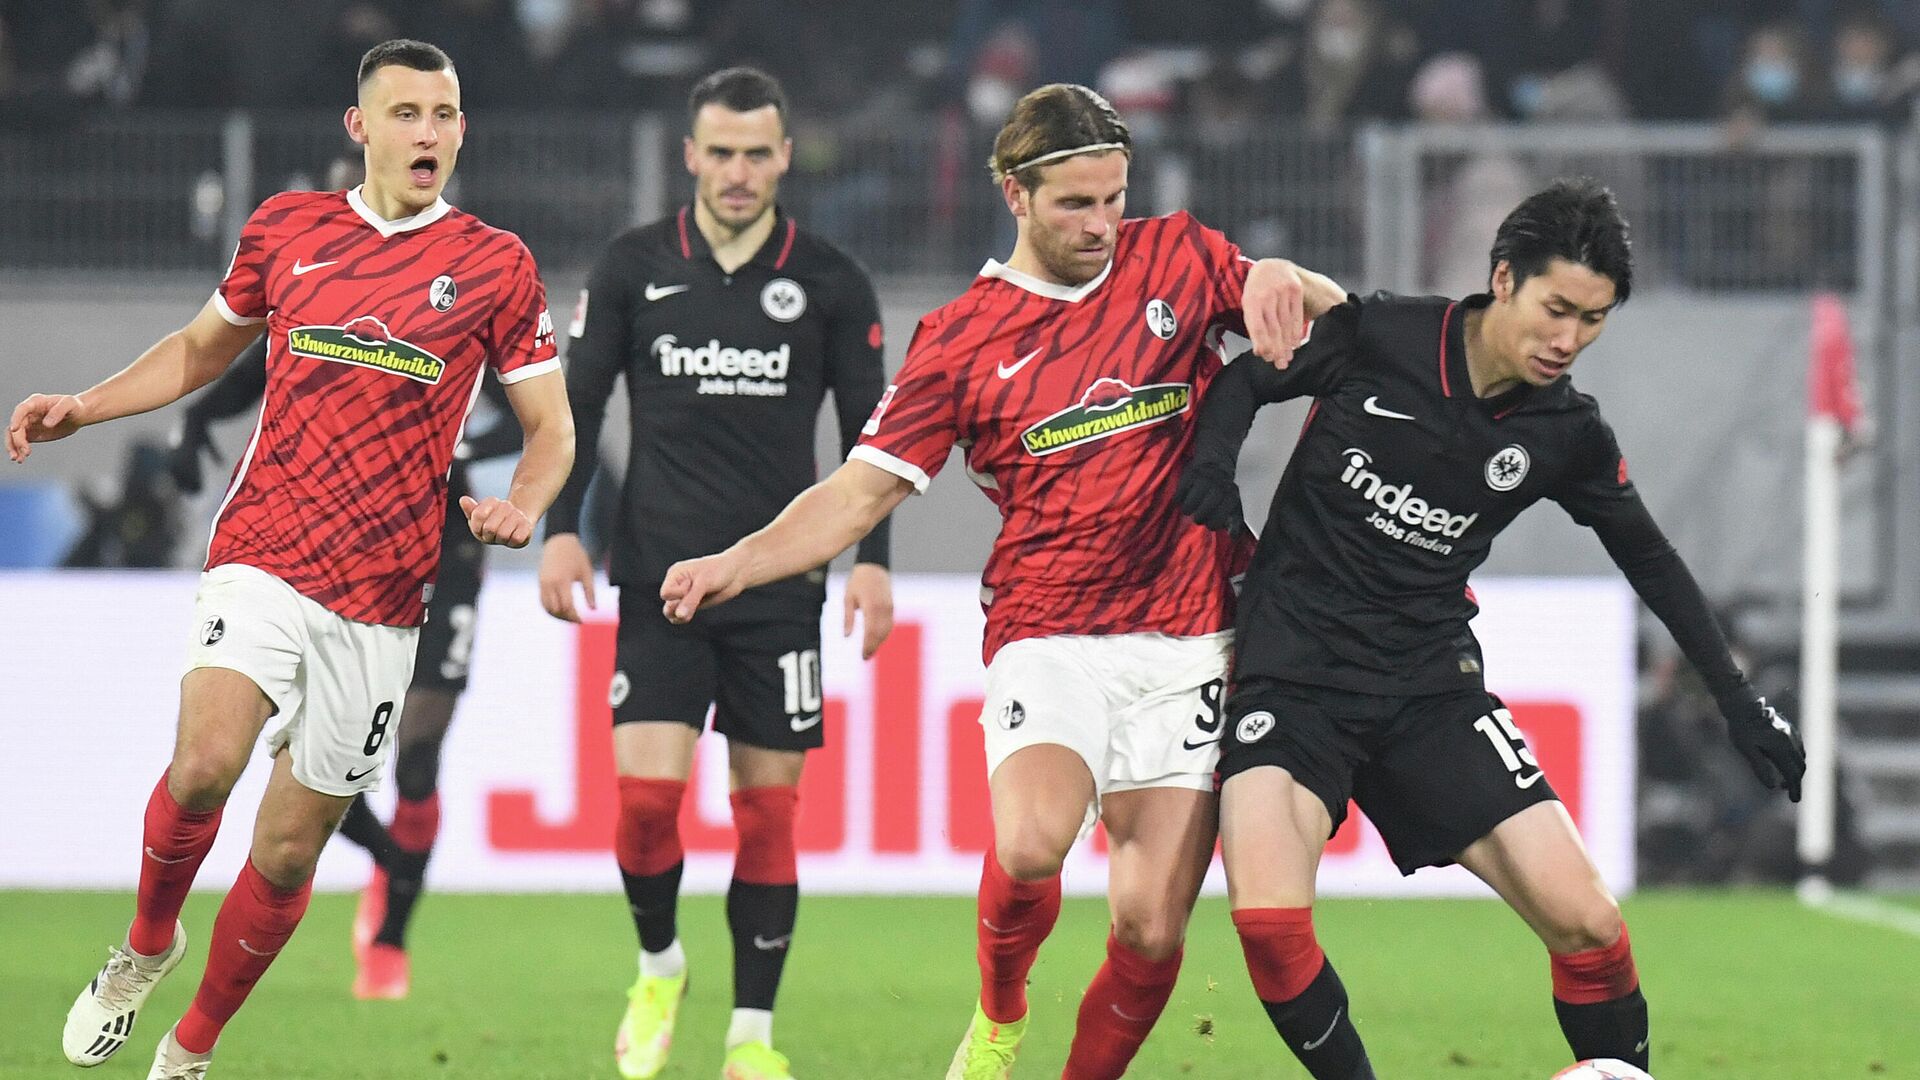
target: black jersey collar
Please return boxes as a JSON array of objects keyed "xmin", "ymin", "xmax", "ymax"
[
  {"xmin": 1443, "ymin": 292, "xmax": 1534, "ymax": 418},
  {"xmin": 675, "ymin": 204, "xmax": 797, "ymax": 272}
]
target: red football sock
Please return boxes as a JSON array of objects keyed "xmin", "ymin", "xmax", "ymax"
[
  {"xmin": 976, "ymin": 849, "xmax": 1062, "ymax": 1024},
  {"xmin": 730, "ymin": 785, "xmax": 799, "ymax": 885},
  {"xmin": 172, "ymin": 860, "xmax": 312, "ymax": 1054},
  {"xmin": 615, "ymin": 777, "xmax": 686, "ymax": 878},
  {"xmin": 388, "ymin": 794, "xmax": 440, "ymax": 854},
  {"xmin": 1232, "ymin": 906, "xmax": 1326, "ymax": 1004},
  {"xmin": 1550, "ymin": 921, "xmax": 1639, "ymax": 1004},
  {"xmin": 1061, "ymin": 931, "xmax": 1184, "ymax": 1080},
  {"xmin": 129, "ymin": 770, "xmax": 223, "ymax": 957}
]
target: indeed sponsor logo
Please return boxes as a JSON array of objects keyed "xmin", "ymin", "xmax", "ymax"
[
  {"xmin": 1339, "ymin": 447, "xmax": 1476, "ymax": 553},
  {"xmin": 653, "ymin": 334, "xmax": 791, "ymax": 380}
]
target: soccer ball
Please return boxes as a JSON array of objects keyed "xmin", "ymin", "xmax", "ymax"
[{"xmin": 1551, "ymin": 1061, "xmax": 1654, "ymax": 1080}]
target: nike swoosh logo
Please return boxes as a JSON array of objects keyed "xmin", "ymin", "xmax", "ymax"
[
  {"xmin": 980, "ymin": 918, "xmax": 1021, "ymax": 934},
  {"xmin": 144, "ymin": 846, "xmax": 193, "ymax": 865},
  {"xmin": 237, "ymin": 938, "xmax": 280, "ymax": 957},
  {"xmin": 789, "ymin": 712, "xmax": 822, "ymax": 733},
  {"xmin": 644, "ymin": 282, "xmax": 689, "ymax": 301},
  {"xmin": 290, "ymin": 259, "xmax": 337, "ymax": 276},
  {"xmin": 1515, "ymin": 770, "xmax": 1546, "ymax": 789},
  {"xmin": 752, "ymin": 934, "xmax": 791, "ymax": 951},
  {"xmin": 1182, "ymin": 737, "xmax": 1222, "ymax": 751},
  {"xmin": 997, "ymin": 347, "xmax": 1043, "ymax": 379},
  {"xmin": 1302, "ymin": 1006, "xmax": 1342, "ymax": 1051},
  {"xmin": 1635, "ymin": 1038, "xmax": 1649, "ymax": 1053},
  {"xmin": 1109, "ymin": 1003, "xmax": 1154, "ymax": 1023},
  {"xmin": 1362, "ymin": 396, "xmax": 1416, "ymax": 420},
  {"xmin": 344, "ymin": 766, "xmax": 376, "ymax": 782}
]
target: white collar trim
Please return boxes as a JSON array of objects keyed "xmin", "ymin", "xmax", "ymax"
[
  {"xmin": 978, "ymin": 257, "xmax": 1112, "ymax": 303},
  {"xmin": 346, "ymin": 185, "xmax": 453, "ymax": 237}
]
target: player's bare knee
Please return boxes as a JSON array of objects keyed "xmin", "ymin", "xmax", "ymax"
[
  {"xmin": 249, "ymin": 835, "xmax": 322, "ymax": 889},
  {"xmin": 994, "ymin": 831, "xmax": 1069, "ymax": 881},
  {"xmin": 166, "ymin": 751, "xmax": 246, "ymax": 811},
  {"xmin": 1547, "ymin": 892, "xmax": 1622, "ymax": 953},
  {"xmin": 1111, "ymin": 909, "xmax": 1185, "ymax": 961}
]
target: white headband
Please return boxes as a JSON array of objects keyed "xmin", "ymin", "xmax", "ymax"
[{"xmin": 1007, "ymin": 142, "xmax": 1127, "ymax": 174}]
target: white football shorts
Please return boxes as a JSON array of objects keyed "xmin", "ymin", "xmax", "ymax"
[
  {"xmin": 978, "ymin": 630, "xmax": 1232, "ymax": 811},
  {"xmin": 186, "ymin": 563, "xmax": 419, "ymax": 797}
]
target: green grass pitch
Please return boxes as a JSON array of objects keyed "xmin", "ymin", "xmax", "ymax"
[{"xmin": 3, "ymin": 891, "xmax": 1915, "ymax": 1079}]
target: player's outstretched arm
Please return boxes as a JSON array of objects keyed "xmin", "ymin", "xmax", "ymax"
[
  {"xmin": 662, "ymin": 459, "xmax": 913, "ymax": 623},
  {"xmin": 1582, "ymin": 489, "xmax": 1807, "ymax": 800},
  {"xmin": 1241, "ymin": 259, "xmax": 1345, "ymax": 369},
  {"xmin": 8, "ymin": 298, "xmax": 262, "ymax": 463},
  {"xmin": 463, "ymin": 370, "xmax": 575, "ymax": 550}
]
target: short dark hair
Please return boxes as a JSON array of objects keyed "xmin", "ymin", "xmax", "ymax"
[
  {"xmin": 989, "ymin": 84, "xmax": 1132, "ymax": 190},
  {"xmin": 1488, "ymin": 177, "xmax": 1634, "ymax": 306},
  {"xmin": 688, "ymin": 67, "xmax": 788, "ymax": 133},
  {"xmin": 357, "ymin": 39, "xmax": 454, "ymax": 89}
]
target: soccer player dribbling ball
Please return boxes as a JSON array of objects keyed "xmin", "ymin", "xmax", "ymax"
[
  {"xmin": 659, "ymin": 83, "xmax": 1344, "ymax": 1080},
  {"xmin": 1176, "ymin": 177, "xmax": 1807, "ymax": 1078},
  {"xmin": 9, "ymin": 39, "xmax": 575, "ymax": 1080}
]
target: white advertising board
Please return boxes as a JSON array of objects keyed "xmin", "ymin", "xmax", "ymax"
[{"xmin": 0, "ymin": 571, "xmax": 1634, "ymax": 896}]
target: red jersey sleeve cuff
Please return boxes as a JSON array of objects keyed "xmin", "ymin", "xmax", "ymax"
[
  {"xmin": 211, "ymin": 291, "xmax": 267, "ymax": 326},
  {"xmin": 848, "ymin": 445, "xmax": 931, "ymax": 494}
]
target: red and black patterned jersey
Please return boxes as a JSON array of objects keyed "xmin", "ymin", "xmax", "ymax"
[
  {"xmin": 852, "ymin": 211, "xmax": 1256, "ymax": 662},
  {"xmin": 207, "ymin": 187, "xmax": 559, "ymax": 627}
]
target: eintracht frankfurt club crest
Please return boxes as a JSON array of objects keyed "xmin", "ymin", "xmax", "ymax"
[
  {"xmin": 1485, "ymin": 444, "xmax": 1530, "ymax": 491},
  {"xmin": 761, "ymin": 278, "xmax": 806, "ymax": 322}
]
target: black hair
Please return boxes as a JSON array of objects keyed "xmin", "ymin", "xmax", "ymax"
[
  {"xmin": 357, "ymin": 39, "xmax": 454, "ymax": 88},
  {"xmin": 1488, "ymin": 177, "xmax": 1633, "ymax": 305},
  {"xmin": 687, "ymin": 67, "xmax": 788, "ymax": 133}
]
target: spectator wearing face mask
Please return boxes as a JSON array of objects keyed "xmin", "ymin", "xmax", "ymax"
[
  {"xmin": 1723, "ymin": 21, "xmax": 1823, "ymax": 128},
  {"xmin": 1819, "ymin": 11, "xmax": 1920, "ymax": 126}
]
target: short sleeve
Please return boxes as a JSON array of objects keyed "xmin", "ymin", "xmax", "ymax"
[
  {"xmin": 489, "ymin": 239, "xmax": 560, "ymax": 383},
  {"xmin": 848, "ymin": 318, "xmax": 959, "ymax": 495},
  {"xmin": 212, "ymin": 201, "xmax": 275, "ymax": 325},
  {"xmin": 1184, "ymin": 212, "xmax": 1254, "ymax": 331}
]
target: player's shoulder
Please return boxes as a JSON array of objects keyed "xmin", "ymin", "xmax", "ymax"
[
  {"xmin": 606, "ymin": 216, "xmax": 680, "ymax": 257},
  {"xmin": 784, "ymin": 220, "xmax": 867, "ymax": 278},
  {"xmin": 247, "ymin": 189, "xmax": 343, "ymax": 227},
  {"xmin": 443, "ymin": 208, "xmax": 534, "ymax": 258},
  {"xmin": 1117, "ymin": 209, "xmax": 1219, "ymax": 252}
]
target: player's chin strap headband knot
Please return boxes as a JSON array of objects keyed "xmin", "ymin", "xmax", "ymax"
[{"xmin": 1007, "ymin": 142, "xmax": 1128, "ymax": 174}]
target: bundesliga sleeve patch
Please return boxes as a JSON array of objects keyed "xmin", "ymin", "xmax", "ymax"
[
  {"xmin": 568, "ymin": 289, "xmax": 589, "ymax": 339},
  {"xmin": 862, "ymin": 385, "xmax": 897, "ymax": 437}
]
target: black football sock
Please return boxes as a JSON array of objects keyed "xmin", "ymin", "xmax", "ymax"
[
  {"xmin": 1260, "ymin": 961, "xmax": 1377, "ymax": 1080},
  {"xmin": 623, "ymin": 861, "xmax": 684, "ymax": 953},
  {"xmin": 726, "ymin": 880, "xmax": 798, "ymax": 1011},
  {"xmin": 1555, "ymin": 989, "xmax": 1650, "ymax": 1069}
]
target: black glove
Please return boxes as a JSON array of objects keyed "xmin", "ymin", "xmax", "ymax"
[
  {"xmin": 165, "ymin": 418, "xmax": 219, "ymax": 495},
  {"xmin": 1725, "ymin": 695, "xmax": 1806, "ymax": 801},
  {"xmin": 1177, "ymin": 459, "xmax": 1243, "ymax": 533}
]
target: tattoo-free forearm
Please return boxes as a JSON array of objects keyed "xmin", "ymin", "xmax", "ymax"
[{"xmin": 506, "ymin": 414, "xmax": 576, "ymax": 523}]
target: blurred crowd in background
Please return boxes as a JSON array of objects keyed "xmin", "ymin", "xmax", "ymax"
[{"xmin": 3, "ymin": 0, "xmax": 1919, "ymax": 133}]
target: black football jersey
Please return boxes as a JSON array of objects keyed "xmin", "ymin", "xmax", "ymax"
[
  {"xmin": 1194, "ymin": 291, "xmax": 1752, "ymax": 709},
  {"xmin": 550, "ymin": 206, "xmax": 889, "ymax": 617}
]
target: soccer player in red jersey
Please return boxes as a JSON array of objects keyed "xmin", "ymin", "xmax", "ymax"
[
  {"xmin": 660, "ymin": 84, "xmax": 1343, "ymax": 1080},
  {"xmin": 8, "ymin": 40, "xmax": 574, "ymax": 1080}
]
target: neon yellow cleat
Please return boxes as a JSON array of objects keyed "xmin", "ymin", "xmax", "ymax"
[
  {"xmin": 613, "ymin": 969, "xmax": 688, "ymax": 1080},
  {"xmin": 944, "ymin": 1001, "xmax": 1027, "ymax": 1080},
  {"xmin": 721, "ymin": 1040, "xmax": 794, "ymax": 1079}
]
